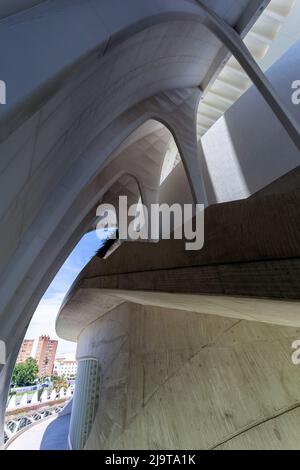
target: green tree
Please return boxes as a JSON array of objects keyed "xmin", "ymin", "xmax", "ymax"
[
  {"xmin": 12, "ymin": 357, "xmax": 39, "ymax": 387},
  {"xmin": 52, "ymin": 375, "xmax": 69, "ymax": 392}
]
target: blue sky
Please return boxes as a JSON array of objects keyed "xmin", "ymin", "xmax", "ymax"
[{"xmin": 26, "ymin": 231, "xmax": 105, "ymax": 355}]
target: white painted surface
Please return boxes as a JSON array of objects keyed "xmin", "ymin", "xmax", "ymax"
[
  {"xmin": 6, "ymin": 414, "xmax": 70, "ymax": 450},
  {"xmin": 0, "ymin": 0, "xmax": 296, "ymax": 448}
]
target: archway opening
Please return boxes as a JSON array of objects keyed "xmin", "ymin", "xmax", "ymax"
[{"xmin": 4, "ymin": 230, "xmax": 108, "ymax": 448}]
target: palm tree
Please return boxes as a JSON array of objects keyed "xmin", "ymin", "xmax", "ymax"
[{"xmin": 52, "ymin": 376, "xmax": 68, "ymax": 393}]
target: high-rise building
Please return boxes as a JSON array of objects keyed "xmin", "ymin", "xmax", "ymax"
[
  {"xmin": 16, "ymin": 336, "xmax": 58, "ymax": 377},
  {"xmin": 16, "ymin": 340, "xmax": 34, "ymax": 364},
  {"xmin": 35, "ymin": 336, "xmax": 58, "ymax": 378}
]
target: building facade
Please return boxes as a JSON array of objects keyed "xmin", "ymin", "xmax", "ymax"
[
  {"xmin": 16, "ymin": 336, "xmax": 58, "ymax": 378},
  {"xmin": 35, "ymin": 336, "xmax": 58, "ymax": 378},
  {"xmin": 54, "ymin": 357, "xmax": 77, "ymax": 378},
  {"xmin": 16, "ymin": 340, "xmax": 34, "ymax": 364}
]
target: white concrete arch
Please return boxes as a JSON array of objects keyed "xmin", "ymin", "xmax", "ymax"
[
  {"xmin": 0, "ymin": 0, "xmax": 281, "ymax": 318},
  {"xmin": 0, "ymin": 89, "xmax": 204, "ymax": 334},
  {"xmin": 3, "ymin": 0, "xmax": 297, "ymax": 447},
  {"xmin": 0, "ymin": 97, "xmax": 205, "ymax": 445},
  {"xmin": 0, "ymin": 0, "xmax": 225, "ymax": 140},
  {"xmin": 1, "ymin": 0, "xmax": 298, "ymax": 154},
  {"xmin": 153, "ymin": 89, "xmax": 208, "ymax": 206},
  {"xmin": 0, "ymin": 2, "xmax": 296, "ymax": 307}
]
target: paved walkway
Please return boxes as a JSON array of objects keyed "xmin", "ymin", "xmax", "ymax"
[{"xmin": 7, "ymin": 414, "xmax": 70, "ymax": 450}]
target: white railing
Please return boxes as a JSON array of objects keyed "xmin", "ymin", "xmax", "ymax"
[
  {"xmin": 4, "ymin": 403, "xmax": 65, "ymax": 444},
  {"xmin": 6, "ymin": 385, "xmax": 74, "ymax": 410},
  {"xmin": 4, "ymin": 385, "xmax": 74, "ymax": 445}
]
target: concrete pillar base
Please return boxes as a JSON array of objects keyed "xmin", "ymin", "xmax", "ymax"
[{"xmin": 73, "ymin": 301, "xmax": 300, "ymax": 450}]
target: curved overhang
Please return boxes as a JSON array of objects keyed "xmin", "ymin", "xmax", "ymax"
[
  {"xmin": 3, "ymin": 0, "xmax": 300, "ymax": 450},
  {"xmin": 2, "ymin": 0, "xmax": 300, "ymax": 453},
  {"xmin": 0, "ymin": 0, "xmax": 266, "ymax": 141},
  {"xmin": 57, "ymin": 167, "xmax": 300, "ymax": 342},
  {"xmin": 57, "ymin": 288, "xmax": 300, "ymax": 343}
]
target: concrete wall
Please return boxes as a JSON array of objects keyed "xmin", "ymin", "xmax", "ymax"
[
  {"xmin": 73, "ymin": 301, "xmax": 300, "ymax": 450},
  {"xmin": 0, "ymin": 0, "xmax": 222, "ymax": 441},
  {"xmin": 199, "ymin": 38, "xmax": 300, "ymax": 204},
  {"xmin": 158, "ymin": 38, "xmax": 300, "ymax": 207},
  {"xmin": 0, "ymin": 1, "xmax": 45, "ymax": 19}
]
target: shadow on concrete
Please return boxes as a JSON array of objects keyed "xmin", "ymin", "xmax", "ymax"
[{"xmin": 40, "ymin": 414, "xmax": 70, "ymax": 450}]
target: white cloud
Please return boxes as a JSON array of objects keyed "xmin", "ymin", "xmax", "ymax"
[
  {"xmin": 25, "ymin": 231, "xmax": 104, "ymax": 356},
  {"xmin": 26, "ymin": 292, "xmax": 76, "ymax": 355}
]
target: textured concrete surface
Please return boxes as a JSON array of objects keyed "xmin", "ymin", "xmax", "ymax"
[
  {"xmin": 72, "ymin": 302, "xmax": 300, "ymax": 450},
  {"xmin": 0, "ymin": 0, "xmax": 298, "ymax": 449},
  {"xmin": 57, "ymin": 167, "xmax": 300, "ymax": 341}
]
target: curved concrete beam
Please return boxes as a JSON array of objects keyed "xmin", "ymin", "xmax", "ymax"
[
  {"xmin": 195, "ymin": 0, "xmax": 300, "ymax": 152},
  {"xmin": 0, "ymin": 89, "xmax": 204, "ymax": 339},
  {"xmin": 0, "ymin": 0, "xmax": 266, "ymax": 141},
  {"xmin": 0, "ymin": 91, "xmax": 205, "ymax": 447},
  {"xmin": 56, "ymin": 166, "xmax": 300, "ymax": 342},
  {"xmin": 0, "ymin": 0, "xmax": 221, "ymax": 140},
  {"xmin": 152, "ymin": 88, "xmax": 208, "ymax": 205},
  {"xmin": 0, "ymin": 0, "xmax": 275, "ymax": 446},
  {"xmin": 67, "ymin": 300, "xmax": 300, "ymax": 449}
]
